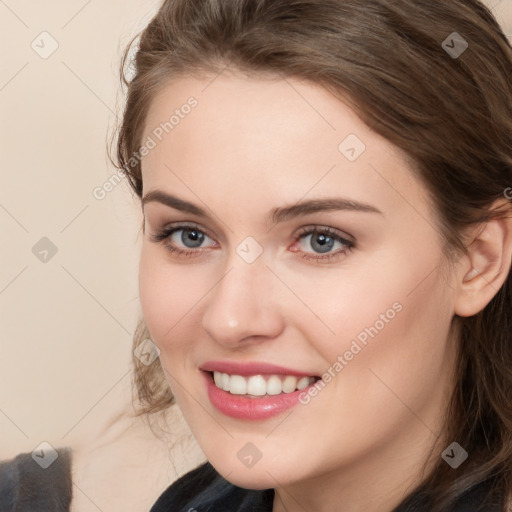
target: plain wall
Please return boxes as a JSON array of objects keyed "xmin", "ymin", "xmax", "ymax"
[{"xmin": 1, "ymin": 0, "xmax": 155, "ymax": 456}]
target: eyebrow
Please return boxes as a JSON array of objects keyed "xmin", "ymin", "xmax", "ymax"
[{"xmin": 141, "ymin": 190, "xmax": 383, "ymax": 224}]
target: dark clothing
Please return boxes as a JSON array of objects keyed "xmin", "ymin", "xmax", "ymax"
[
  {"xmin": 150, "ymin": 461, "xmax": 503, "ymax": 512},
  {"xmin": 0, "ymin": 448, "xmax": 72, "ymax": 512},
  {"xmin": 0, "ymin": 449, "xmax": 503, "ymax": 511},
  {"xmin": 150, "ymin": 462, "xmax": 273, "ymax": 512}
]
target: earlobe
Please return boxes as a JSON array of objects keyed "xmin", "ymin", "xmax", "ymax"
[{"xmin": 454, "ymin": 199, "xmax": 512, "ymax": 318}]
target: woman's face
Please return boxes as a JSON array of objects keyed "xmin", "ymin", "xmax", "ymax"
[{"xmin": 139, "ymin": 72, "xmax": 459, "ymax": 491}]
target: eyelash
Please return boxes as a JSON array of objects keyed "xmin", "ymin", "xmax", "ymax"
[
  {"xmin": 150, "ymin": 223, "xmax": 356, "ymax": 262},
  {"xmin": 293, "ymin": 225, "xmax": 355, "ymax": 262}
]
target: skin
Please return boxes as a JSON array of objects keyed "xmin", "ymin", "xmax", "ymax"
[{"xmin": 137, "ymin": 70, "xmax": 510, "ymax": 512}]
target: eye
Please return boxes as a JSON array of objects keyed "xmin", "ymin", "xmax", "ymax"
[
  {"xmin": 150, "ymin": 223, "xmax": 216, "ymax": 257},
  {"xmin": 150, "ymin": 223, "xmax": 355, "ymax": 263},
  {"xmin": 291, "ymin": 226, "xmax": 355, "ymax": 262}
]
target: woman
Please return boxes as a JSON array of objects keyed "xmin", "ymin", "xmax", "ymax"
[{"xmin": 114, "ymin": 0, "xmax": 512, "ymax": 511}]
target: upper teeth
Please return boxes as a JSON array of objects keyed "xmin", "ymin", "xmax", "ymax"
[{"xmin": 213, "ymin": 371, "xmax": 314, "ymax": 396}]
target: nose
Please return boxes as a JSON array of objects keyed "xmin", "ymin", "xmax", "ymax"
[{"xmin": 201, "ymin": 255, "xmax": 285, "ymax": 348}]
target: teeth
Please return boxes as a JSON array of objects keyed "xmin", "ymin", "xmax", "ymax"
[
  {"xmin": 221, "ymin": 372, "xmax": 230, "ymax": 391},
  {"xmin": 247, "ymin": 375, "xmax": 266, "ymax": 396},
  {"xmin": 230, "ymin": 375, "xmax": 247, "ymax": 395},
  {"xmin": 266, "ymin": 375, "xmax": 282, "ymax": 395},
  {"xmin": 212, "ymin": 371, "xmax": 316, "ymax": 396},
  {"xmin": 282, "ymin": 375, "xmax": 298, "ymax": 393},
  {"xmin": 214, "ymin": 371, "xmax": 223, "ymax": 388},
  {"xmin": 296, "ymin": 376, "xmax": 310, "ymax": 390}
]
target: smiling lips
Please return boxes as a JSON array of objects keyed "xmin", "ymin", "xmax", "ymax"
[
  {"xmin": 213, "ymin": 371, "xmax": 315, "ymax": 396},
  {"xmin": 200, "ymin": 361, "xmax": 319, "ymax": 419}
]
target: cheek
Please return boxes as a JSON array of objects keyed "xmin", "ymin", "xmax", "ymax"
[
  {"xmin": 286, "ymin": 243, "xmax": 455, "ymax": 394},
  {"xmin": 138, "ymin": 244, "xmax": 204, "ymax": 348},
  {"xmin": 279, "ymin": 259, "xmax": 433, "ymax": 357},
  {"xmin": 309, "ymin": 257, "xmax": 454, "ymax": 429}
]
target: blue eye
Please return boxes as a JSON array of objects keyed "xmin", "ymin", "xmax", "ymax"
[
  {"xmin": 173, "ymin": 227, "xmax": 207, "ymax": 248},
  {"xmin": 150, "ymin": 223, "xmax": 355, "ymax": 263},
  {"xmin": 301, "ymin": 231, "xmax": 337, "ymax": 253},
  {"xmin": 292, "ymin": 227, "xmax": 355, "ymax": 262},
  {"xmin": 150, "ymin": 224, "xmax": 216, "ymax": 257}
]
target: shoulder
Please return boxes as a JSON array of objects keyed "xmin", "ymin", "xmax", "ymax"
[
  {"xmin": 451, "ymin": 477, "xmax": 504, "ymax": 512},
  {"xmin": 150, "ymin": 461, "xmax": 274, "ymax": 512},
  {"xmin": 394, "ymin": 476, "xmax": 504, "ymax": 512},
  {"xmin": 0, "ymin": 447, "xmax": 72, "ymax": 512}
]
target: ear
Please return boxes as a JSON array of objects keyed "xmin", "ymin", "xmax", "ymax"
[{"xmin": 454, "ymin": 198, "xmax": 512, "ymax": 317}]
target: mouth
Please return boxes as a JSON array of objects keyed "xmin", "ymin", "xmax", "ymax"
[
  {"xmin": 209, "ymin": 371, "xmax": 320, "ymax": 397},
  {"xmin": 199, "ymin": 362, "xmax": 322, "ymax": 420}
]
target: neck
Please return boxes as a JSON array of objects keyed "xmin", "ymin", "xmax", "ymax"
[{"xmin": 272, "ymin": 412, "xmax": 447, "ymax": 512}]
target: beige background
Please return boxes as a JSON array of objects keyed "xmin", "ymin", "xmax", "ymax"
[{"xmin": 1, "ymin": 0, "xmax": 511, "ymax": 510}]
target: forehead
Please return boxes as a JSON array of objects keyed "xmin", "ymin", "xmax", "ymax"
[{"xmin": 140, "ymin": 71, "xmax": 428, "ymax": 222}]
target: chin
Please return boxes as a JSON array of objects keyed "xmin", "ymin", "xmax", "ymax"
[
  {"xmin": 216, "ymin": 465, "xmax": 280, "ymax": 490},
  {"xmin": 210, "ymin": 453, "xmax": 308, "ymax": 490}
]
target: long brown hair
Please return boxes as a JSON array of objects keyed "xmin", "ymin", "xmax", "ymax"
[{"xmin": 112, "ymin": 0, "xmax": 512, "ymax": 509}]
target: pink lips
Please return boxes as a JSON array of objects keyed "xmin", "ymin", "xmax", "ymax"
[
  {"xmin": 200, "ymin": 360, "xmax": 318, "ymax": 420},
  {"xmin": 201, "ymin": 360, "xmax": 314, "ymax": 377}
]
